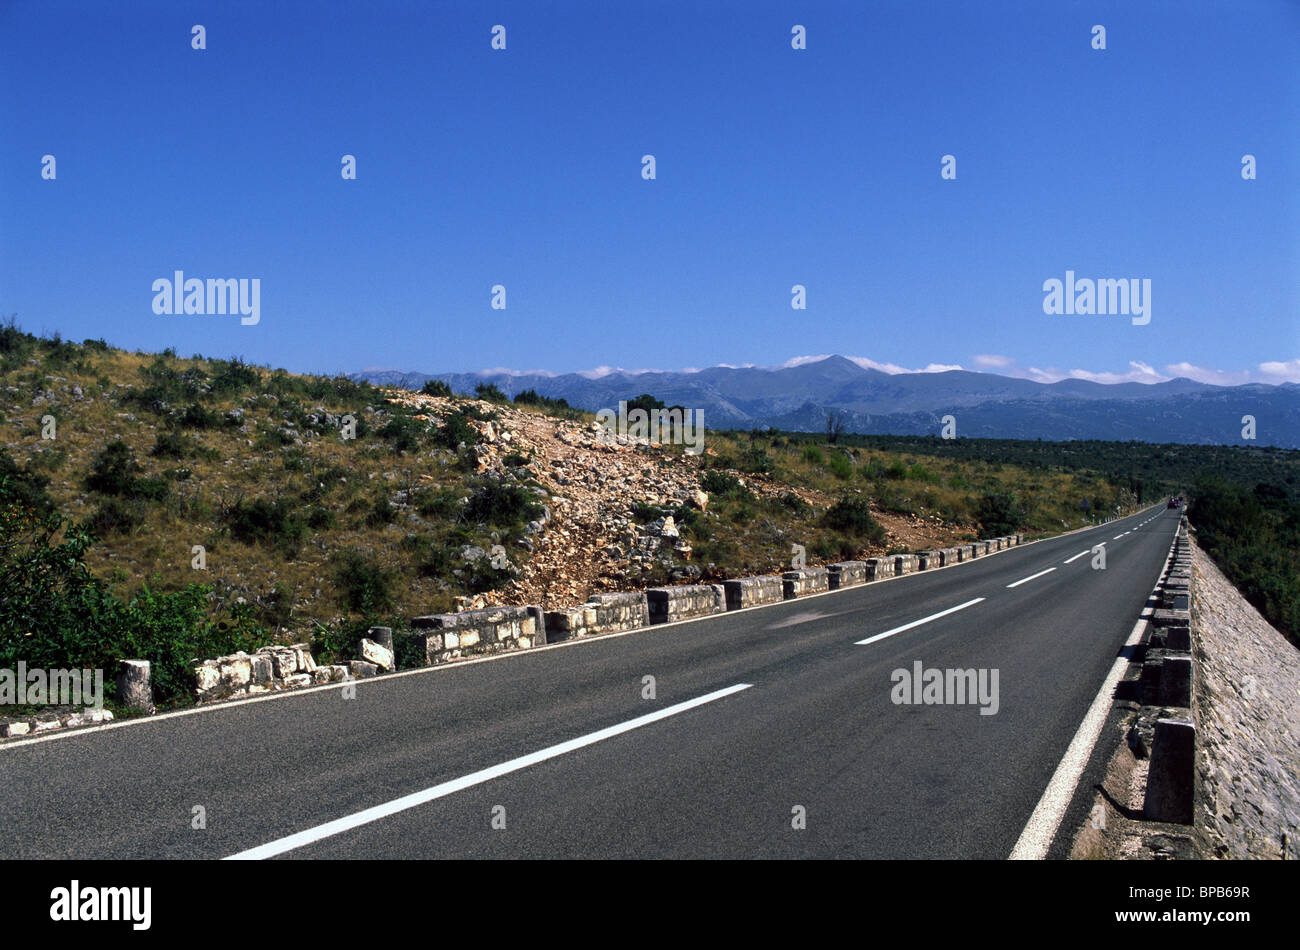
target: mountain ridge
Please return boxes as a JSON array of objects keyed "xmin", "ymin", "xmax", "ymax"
[{"xmin": 353, "ymin": 356, "xmax": 1300, "ymax": 448}]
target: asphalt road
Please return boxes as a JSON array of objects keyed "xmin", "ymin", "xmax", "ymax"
[{"xmin": 0, "ymin": 505, "xmax": 1181, "ymax": 859}]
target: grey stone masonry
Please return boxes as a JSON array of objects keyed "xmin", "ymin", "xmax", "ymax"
[
  {"xmin": 827, "ymin": 561, "xmax": 868, "ymax": 589},
  {"xmin": 783, "ymin": 567, "xmax": 830, "ymax": 599},
  {"xmin": 546, "ymin": 591, "xmax": 649, "ymax": 641},
  {"xmin": 1160, "ymin": 655, "xmax": 1194, "ymax": 707},
  {"xmin": 723, "ymin": 575, "xmax": 784, "ymax": 610},
  {"xmin": 412, "ymin": 605, "xmax": 542, "ymax": 662},
  {"xmin": 1188, "ymin": 541, "xmax": 1300, "ymax": 858},
  {"xmin": 710, "ymin": 584, "xmax": 727, "ymax": 613},
  {"xmin": 116, "ymin": 659, "xmax": 154, "ymax": 714},
  {"xmin": 1151, "ymin": 608, "xmax": 1191, "ymax": 630},
  {"xmin": 646, "ymin": 585, "xmax": 722, "ymax": 624},
  {"xmin": 893, "ymin": 554, "xmax": 915, "ymax": 576},
  {"xmin": 864, "ymin": 558, "xmax": 886, "ymax": 581},
  {"xmin": 1145, "ymin": 718, "xmax": 1197, "ymax": 824},
  {"xmin": 194, "ymin": 645, "xmax": 347, "ymax": 703}
]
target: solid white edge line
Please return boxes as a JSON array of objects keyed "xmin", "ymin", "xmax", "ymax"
[
  {"xmin": 1008, "ymin": 533, "xmax": 1179, "ymax": 860},
  {"xmin": 854, "ymin": 598, "xmax": 986, "ymax": 646},
  {"xmin": 224, "ymin": 682, "xmax": 753, "ymax": 860},
  {"xmin": 1006, "ymin": 567, "xmax": 1057, "ymax": 589}
]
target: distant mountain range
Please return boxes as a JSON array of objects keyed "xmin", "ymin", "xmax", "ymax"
[{"xmin": 353, "ymin": 355, "xmax": 1300, "ymax": 448}]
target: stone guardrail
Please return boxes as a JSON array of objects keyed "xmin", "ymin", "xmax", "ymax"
[
  {"xmin": 828, "ymin": 561, "xmax": 868, "ymax": 588},
  {"xmin": 783, "ymin": 567, "xmax": 830, "ymax": 598},
  {"xmin": 1138, "ymin": 518, "xmax": 1196, "ymax": 824},
  {"xmin": 412, "ymin": 605, "xmax": 544, "ymax": 662},
  {"xmin": 156, "ymin": 517, "xmax": 1035, "ymax": 708},
  {"xmin": 546, "ymin": 591, "xmax": 649, "ymax": 642},
  {"xmin": 724, "ymin": 575, "xmax": 785, "ymax": 609},
  {"xmin": 646, "ymin": 584, "xmax": 722, "ymax": 624}
]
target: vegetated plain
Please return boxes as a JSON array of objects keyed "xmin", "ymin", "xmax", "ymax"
[{"xmin": 2, "ymin": 320, "xmax": 1296, "ymax": 710}]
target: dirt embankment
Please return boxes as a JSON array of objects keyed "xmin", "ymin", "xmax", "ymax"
[{"xmin": 387, "ymin": 391, "xmax": 971, "ymax": 611}]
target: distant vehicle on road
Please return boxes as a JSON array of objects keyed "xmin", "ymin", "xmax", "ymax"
[{"xmin": 1167, "ymin": 496, "xmax": 1184, "ymax": 509}]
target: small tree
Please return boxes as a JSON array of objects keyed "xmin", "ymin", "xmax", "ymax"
[{"xmin": 826, "ymin": 411, "xmax": 846, "ymax": 444}]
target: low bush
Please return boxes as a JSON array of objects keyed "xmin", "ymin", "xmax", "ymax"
[{"xmin": 823, "ymin": 497, "xmax": 886, "ymax": 543}]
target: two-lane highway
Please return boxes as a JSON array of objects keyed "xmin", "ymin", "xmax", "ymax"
[{"xmin": 0, "ymin": 505, "xmax": 1181, "ymax": 859}]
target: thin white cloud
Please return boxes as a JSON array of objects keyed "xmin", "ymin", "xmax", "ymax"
[
  {"xmin": 476, "ymin": 366, "xmax": 557, "ymax": 377},
  {"xmin": 575, "ymin": 365, "xmax": 662, "ymax": 379},
  {"xmin": 1162, "ymin": 362, "xmax": 1251, "ymax": 386},
  {"xmin": 1065, "ymin": 361, "xmax": 1169, "ymax": 385},
  {"xmin": 969, "ymin": 357, "xmax": 1300, "ymax": 386},
  {"xmin": 1258, "ymin": 359, "xmax": 1300, "ymax": 381},
  {"xmin": 780, "ymin": 354, "xmax": 835, "ymax": 369},
  {"xmin": 782, "ymin": 354, "xmax": 963, "ymax": 374}
]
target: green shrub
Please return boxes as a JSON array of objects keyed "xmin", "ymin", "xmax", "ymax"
[
  {"xmin": 84, "ymin": 441, "xmax": 169, "ymax": 501},
  {"xmin": 823, "ymin": 497, "xmax": 886, "ymax": 543},
  {"xmin": 85, "ymin": 497, "xmax": 146, "ymax": 534},
  {"xmin": 210, "ymin": 356, "xmax": 260, "ymax": 395},
  {"xmin": 463, "ymin": 479, "xmax": 542, "ymax": 529},
  {"xmin": 434, "ymin": 408, "xmax": 480, "ymax": 449},
  {"xmin": 178, "ymin": 402, "xmax": 224, "ymax": 430},
  {"xmin": 222, "ymin": 497, "xmax": 308, "ymax": 556},
  {"xmin": 306, "ymin": 506, "xmax": 336, "ymax": 529},
  {"xmin": 405, "ymin": 534, "xmax": 456, "ymax": 578},
  {"xmin": 414, "ymin": 488, "xmax": 462, "ymax": 519},
  {"xmin": 907, "ymin": 463, "xmax": 941, "ymax": 484},
  {"xmin": 975, "ymin": 488, "xmax": 1025, "ymax": 535},
  {"xmin": 0, "ymin": 449, "xmax": 54, "ymax": 515},
  {"xmin": 0, "ymin": 479, "xmax": 265, "ymax": 707},
  {"xmin": 474, "ymin": 382, "xmax": 509, "ymax": 403},
  {"xmin": 421, "ymin": 378, "xmax": 454, "ymax": 398},
  {"xmin": 150, "ymin": 431, "xmax": 199, "ymax": 460},
  {"xmin": 828, "ymin": 453, "xmax": 853, "ymax": 480},
  {"xmin": 393, "ymin": 629, "xmax": 428, "ymax": 669},
  {"xmin": 367, "ymin": 495, "xmax": 397, "ymax": 527},
  {"xmin": 332, "ymin": 551, "xmax": 396, "ymax": 616},
  {"xmin": 513, "ymin": 388, "xmax": 581, "ymax": 418},
  {"xmin": 377, "ymin": 414, "xmax": 428, "ymax": 454},
  {"xmin": 738, "ymin": 447, "xmax": 774, "ymax": 475},
  {"xmin": 700, "ymin": 470, "xmax": 749, "ymax": 499}
]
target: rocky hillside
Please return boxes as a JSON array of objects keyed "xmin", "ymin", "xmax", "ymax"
[{"xmin": 1, "ymin": 323, "xmax": 1149, "ymax": 705}]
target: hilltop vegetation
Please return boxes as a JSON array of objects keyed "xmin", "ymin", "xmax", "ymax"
[
  {"xmin": 3, "ymin": 319, "xmax": 1294, "ymax": 707},
  {"xmin": 1188, "ymin": 475, "xmax": 1300, "ymax": 648}
]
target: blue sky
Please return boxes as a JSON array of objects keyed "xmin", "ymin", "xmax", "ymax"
[{"xmin": 2, "ymin": 0, "xmax": 1297, "ymax": 385}]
